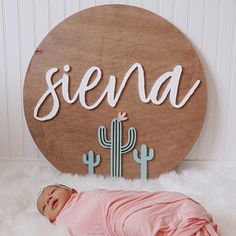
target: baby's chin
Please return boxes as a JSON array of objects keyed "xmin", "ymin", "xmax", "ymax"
[{"xmin": 49, "ymin": 211, "xmax": 60, "ymax": 223}]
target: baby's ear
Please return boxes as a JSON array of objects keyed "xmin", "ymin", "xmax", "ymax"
[{"xmin": 72, "ymin": 188, "xmax": 77, "ymax": 194}]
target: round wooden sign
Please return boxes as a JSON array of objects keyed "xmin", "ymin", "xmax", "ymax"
[{"xmin": 24, "ymin": 5, "xmax": 207, "ymax": 179}]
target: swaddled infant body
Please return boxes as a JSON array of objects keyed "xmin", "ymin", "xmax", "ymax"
[{"xmin": 37, "ymin": 185, "xmax": 218, "ymax": 236}]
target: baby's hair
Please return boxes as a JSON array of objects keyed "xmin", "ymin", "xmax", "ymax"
[
  {"xmin": 39, "ymin": 183, "xmax": 72, "ymax": 196},
  {"xmin": 52, "ymin": 184, "xmax": 71, "ymax": 190}
]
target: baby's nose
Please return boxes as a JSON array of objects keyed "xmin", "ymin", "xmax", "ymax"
[{"xmin": 47, "ymin": 196, "xmax": 52, "ymax": 204}]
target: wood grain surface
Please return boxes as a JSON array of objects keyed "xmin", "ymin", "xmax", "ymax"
[{"xmin": 24, "ymin": 5, "xmax": 207, "ymax": 178}]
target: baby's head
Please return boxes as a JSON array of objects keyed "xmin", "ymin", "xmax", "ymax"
[{"xmin": 36, "ymin": 184, "xmax": 76, "ymax": 222}]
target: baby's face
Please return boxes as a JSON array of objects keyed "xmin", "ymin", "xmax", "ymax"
[{"xmin": 37, "ymin": 185, "xmax": 74, "ymax": 222}]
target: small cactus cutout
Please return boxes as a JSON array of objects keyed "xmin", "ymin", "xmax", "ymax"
[
  {"xmin": 98, "ymin": 113, "xmax": 136, "ymax": 178},
  {"xmin": 133, "ymin": 144, "xmax": 154, "ymax": 180},
  {"xmin": 82, "ymin": 150, "xmax": 101, "ymax": 175}
]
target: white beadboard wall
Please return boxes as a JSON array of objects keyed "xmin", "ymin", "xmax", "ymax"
[{"xmin": 0, "ymin": 0, "xmax": 236, "ymax": 166}]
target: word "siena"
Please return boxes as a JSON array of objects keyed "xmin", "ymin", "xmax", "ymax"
[{"xmin": 34, "ymin": 63, "xmax": 200, "ymax": 121}]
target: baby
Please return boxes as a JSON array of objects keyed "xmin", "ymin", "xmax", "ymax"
[{"xmin": 37, "ymin": 184, "xmax": 218, "ymax": 236}]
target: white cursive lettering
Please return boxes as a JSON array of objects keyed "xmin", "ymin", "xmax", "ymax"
[{"xmin": 34, "ymin": 63, "xmax": 200, "ymax": 121}]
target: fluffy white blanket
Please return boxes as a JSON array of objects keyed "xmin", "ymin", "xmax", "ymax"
[{"xmin": 0, "ymin": 161, "xmax": 235, "ymax": 235}]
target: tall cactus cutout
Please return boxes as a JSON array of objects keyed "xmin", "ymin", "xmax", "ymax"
[
  {"xmin": 82, "ymin": 151, "xmax": 101, "ymax": 175},
  {"xmin": 98, "ymin": 117, "xmax": 136, "ymax": 178},
  {"xmin": 133, "ymin": 144, "xmax": 154, "ymax": 180}
]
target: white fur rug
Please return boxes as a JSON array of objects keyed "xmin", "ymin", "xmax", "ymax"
[{"xmin": 0, "ymin": 161, "xmax": 235, "ymax": 236}]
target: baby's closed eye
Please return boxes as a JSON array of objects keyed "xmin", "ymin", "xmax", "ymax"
[{"xmin": 51, "ymin": 188, "xmax": 57, "ymax": 195}]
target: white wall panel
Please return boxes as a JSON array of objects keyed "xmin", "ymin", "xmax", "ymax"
[
  {"xmin": 112, "ymin": 0, "xmax": 126, "ymax": 4},
  {"xmin": 188, "ymin": 0, "xmax": 206, "ymax": 50},
  {"xmin": 34, "ymin": 0, "xmax": 50, "ymax": 45},
  {"xmin": 0, "ymin": 0, "xmax": 10, "ymax": 158},
  {"xmin": 142, "ymin": 0, "xmax": 158, "ymax": 14},
  {"xmin": 224, "ymin": 0, "xmax": 236, "ymax": 161},
  {"xmin": 158, "ymin": 0, "xmax": 174, "ymax": 23},
  {"xmin": 198, "ymin": 0, "xmax": 221, "ymax": 160},
  {"xmin": 127, "ymin": 0, "xmax": 141, "ymax": 7},
  {"xmin": 49, "ymin": 0, "xmax": 65, "ymax": 29},
  {"xmin": 0, "ymin": 0, "xmax": 236, "ymax": 164},
  {"xmin": 2, "ymin": 0, "xmax": 24, "ymax": 158},
  {"xmin": 80, "ymin": 0, "xmax": 95, "ymax": 10},
  {"xmin": 96, "ymin": 0, "xmax": 112, "ymax": 5},
  {"xmin": 213, "ymin": 0, "xmax": 235, "ymax": 160},
  {"xmin": 65, "ymin": 0, "xmax": 80, "ymax": 17},
  {"xmin": 174, "ymin": 0, "xmax": 189, "ymax": 35}
]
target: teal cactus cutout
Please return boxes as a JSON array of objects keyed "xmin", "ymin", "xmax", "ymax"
[
  {"xmin": 98, "ymin": 118, "xmax": 136, "ymax": 178},
  {"xmin": 82, "ymin": 151, "xmax": 101, "ymax": 175},
  {"xmin": 133, "ymin": 144, "xmax": 154, "ymax": 180}
]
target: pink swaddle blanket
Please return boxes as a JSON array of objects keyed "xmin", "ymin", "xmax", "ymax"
[{"xmin": 55, "ymin": 189, "xmax": 218, "ymax": 236}]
